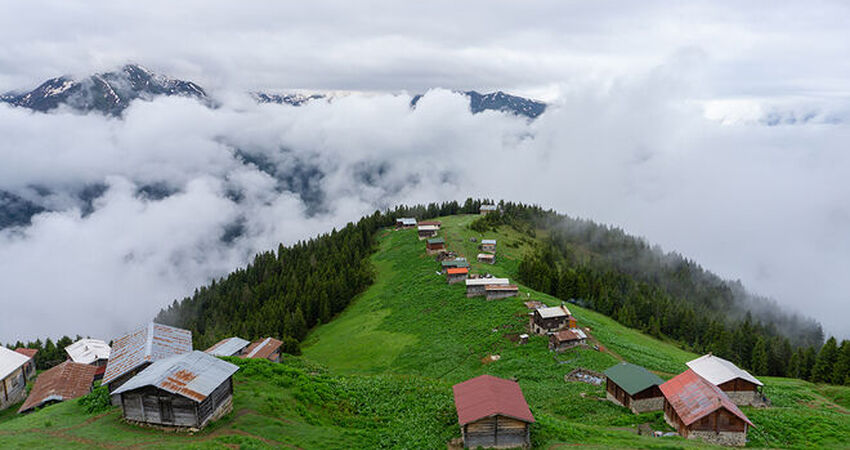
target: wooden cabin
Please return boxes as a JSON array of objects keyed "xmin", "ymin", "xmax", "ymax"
[
  {"xmin": 480, "ymin": 239, "xmax": 497, "ymax": 253},
  {"xmin": 426, "ymin": 237, "xmax": 446, "ymax": 254},
  {"xmin": 485, "ymin": 284, "xmax": 519, "ymax": 300},
  {"xmin": 530, "ymin": 305, "xmax": 576, "ymax": 335},
  {"xmin": 417, "ymin": 224, "xmax": 439, "ymax": 239},
  {"xmin": 18, "ymin": 361, "xmax": 97, "ymax": 413},
  {"xmin": 477, "ymin": 253, "xmax": 496, "ymax": 264},
  {"xmin": 14, "ymin": 348, "xmax": 38, "ymax": 380},
  {"xmin": 660, "ymin": 369, "xmax": 754, "ymax": 446},
  {"xmin": 453, "ymin": 375, "xmax": 534, "ymax": 448},
  {"xmin": 446, "ymin": 267, "xmax": 469, "ymax": 284},
  {"xmin": 686, "ymin": 354, "xmax": 766, "ymax": 406},
  {"xmin": 395, "ymin": 217, "xmax": 417, "ymax": 229},
  {"xmin": 480, "ymin": 204, "xmax": 497, "ymax": 215},
  {"xmin": 418, "ymin": 220, "xmax": 442, "ymax": 228},
  {"xmin": 114, "ymin": 351, "xmax": 238, "ymax": 430},
  {"xmin": 103, "ymin": 322, "xmax": 193, "ymax": 396},
  {"xmin": 0, "ymin": 347, "xmax": 31, "ymax": 411},
  {"xmin": 65, "ymin": 339, "xmax": 110, "ymax": 380},
  {"xmin": 603, "ymin": 362, "xmax": 664, "ymax": 413},
  {"xmin": 205, "ymin": 337, "xmax": 251, "ymax": 357},
  {"xmin": 465, "ymin": 278, "xmax": 510, "ymax": 298},
  {"xmin": 441, "ymin": 258, "xmax": 470, "ymax": 274},
  {"xmin": 242, "ymin": 337, "xmax": 283, "ymax": 362},
  {"xmin": 548, "ymin": 328, "xmax": 587, "ymax": 352}
]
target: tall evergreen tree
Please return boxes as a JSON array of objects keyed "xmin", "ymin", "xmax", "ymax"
[{"xmin": 812, "ymin": 337, "xmax": 839, "ymax": 383}]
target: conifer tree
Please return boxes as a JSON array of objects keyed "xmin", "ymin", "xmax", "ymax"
[{"xmin": 812, "ymin": 337, "xmax": 839, "ymax": 383}]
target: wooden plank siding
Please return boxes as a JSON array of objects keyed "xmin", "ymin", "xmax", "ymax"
[{"xmin": 463, "ymin": 415, "xmax": 530, "ymax": 448}]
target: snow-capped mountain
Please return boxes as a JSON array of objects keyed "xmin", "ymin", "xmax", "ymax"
[
  {"xmin": 0, "ymin": 64, "xmax": 207, "ymax": 115},
  {"xmin": 409, "ymin": 90, "xmax": 546, "ymax": 118}
]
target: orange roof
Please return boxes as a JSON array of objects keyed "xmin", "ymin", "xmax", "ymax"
[
  {"xmin": 660, "ymin": 369, "xmax": 753, "ymax": 428},
  {"xmin": 447, "ymin": 267, "xmax": 469, "ymax": 275},
  {"xmin": 19, "ymin": 361, "xmax": 97, "ymax": 413},
  {"xmin": 14, "ymin": 348, "xmax": 38, "ymax": 359}
]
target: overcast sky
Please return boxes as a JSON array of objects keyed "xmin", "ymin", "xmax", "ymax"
[{"xmin": 1, "ymin": 1, "xmax": 849, "ymax": 343}]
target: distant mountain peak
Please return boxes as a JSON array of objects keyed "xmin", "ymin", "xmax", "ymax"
[
  {"xmin": 1, "ymin": 64, "xmax": 208, "ymax": 115},
  {"xmin": 410, "ymin": 90, "xmax": 546, "ymax": 118}
]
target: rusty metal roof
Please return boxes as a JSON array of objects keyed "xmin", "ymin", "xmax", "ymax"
[
  {"xmin": 205, "ymin": 337, "xmax": 250, "ymax": 357},
  {"xmin": 0, "ymin": 346, "xmax": 30, "ymax": 380},
  {"xmin": 18, "ymin": 361, "xmax": 97, "ymax": 413},
  {"xmin": 447, "ymin": 267, "xmax": 469, "ymax": 275},
  {"xmin": 14, "ymin": 348, "xmax": 38, "ymax": 359},
  {"xmin": 552, "ymin": 328, "xmax": 587, "ymax": 343},
  {"xmin": 418, "ymin": 221, "xmax": 441, "ymax": 226},
  {"xmin": 242, "ymin": 337, "xmax": 283, "ymax": 360},
  {"xmin": 453, "ymin": 374, "xmax": 535, "ymax": 425},
  {"xmin": 102, "ymin": 322, "xmax": 193, "ymax": 385},
  {"xmin": 485, "ymin": 284, "xmax": 518, "ymax": 291},
  {"xmin": 660, "ymin": 369, "xmax": 753, "ymax": 428},
  {"xmin": 65, "ymin": 339, "xmax": 110, "ymax": 365},
  {"xmin": 112, "ymin": 351, "xmax": 238, "ymax": 403}
]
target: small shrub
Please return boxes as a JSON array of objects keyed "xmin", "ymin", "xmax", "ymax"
[{"xmin": 78, "ymin": 386, "xmax": 112, "ymax": 414}]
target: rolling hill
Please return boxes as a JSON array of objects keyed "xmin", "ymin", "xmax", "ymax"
[{"xmin": 2, "ymin": 213, "xmax": 849, "ymax": 448}]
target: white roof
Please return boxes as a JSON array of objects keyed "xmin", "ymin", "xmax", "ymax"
[
  {"xmin": 465, "ymin": 278, "xmax": 510, "ymax": 286},
  {"xmin": 480, "ymin": 204, "xmax": 497, "ymax": 210},
  {"xmin": 397, "ymin": 218, "xmax": 417, "ymax": 225},
  {"xmin": 0, "ymin": 346, "xmax": 30, "ymax": 380},
  {"xmin": 477, "ymin": 253, "xmax": 495, "ymax": 259},
  {"xmin": 481, "ymin": 239, "xmax": 497, "ymax": 245},
  {"xmin": 686, "ymin": 354, "xmax": 763, "ymax": 387},
  {"xmin": 65, "ymin": 339, "xmax": 111, "ymax": 364},
  {"xmin": 205, "ymin": 337, "xmax": 250, "ymax": 357},
  {"xmin": 535, "ymin": 305, "xmax": 572, "ymax": 319},
  {"xmin": 418, "ymin": 224, "xmax": 439, "ymax": 231}
]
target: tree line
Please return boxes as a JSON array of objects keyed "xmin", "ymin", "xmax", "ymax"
[
  {"xmin": 155, "ymin": 199, "xmax": 494, "ymax": 353},
  {"xmin": 4, "ymin": 335, "xmax": 81, "ymax": 370},
  {"xmin": 475, "ymin": 204, "xmax": 848, "ymax": 385}
]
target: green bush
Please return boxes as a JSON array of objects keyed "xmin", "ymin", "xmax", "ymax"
[{"xmin": 78, "ymin": 386, "xmax": 112, "ymax": 414}]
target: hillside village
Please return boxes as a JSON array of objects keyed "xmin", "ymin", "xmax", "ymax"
[{"xmin": 1, "ymin": 207, "xmax": 849, "ymax": 448}]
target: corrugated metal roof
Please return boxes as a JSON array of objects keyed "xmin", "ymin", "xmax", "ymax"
[
  {"xmin": 480, "ymin": 205, "xmax": 497, "ymax": 211},
  {"xmin": 603, "ymin": 362, "xmax": 663, "ymax": 396},
  {"xmin": 426, "ymin": 237, "xmax": 445, "ymax": 244},
  {"xmin": 396, "ymin": 218, "xmax": 417, "ymax": 225},
  {"xmin": 465, "ymin": 278, "xmax": 510, "ymax": 286},
  {"xmin": 453, "ymin": 375, "xmax": 535, "ymax": 425},
  {"xmin": 205, "ymin": 337, "xmax": 250, "ymax": 357},
  {"xmin": 0, "ymin": 346, "xmax": 30, "ymax": 380},
  {"xmin": 18, "ymin": 361, "xmax": 97, "ymax": 413},
  {"xmin": 485, "ymin": 284, "xmax": 518, "ymax": 291},
  {"xmin": 441, "ymin": 259, "xmax": 470, "ymax": 267},
  {"xmin": 65, "ymin": 339, "xmax": 111, "ymax": 365},
  {"xmin": 103, "ymin": 322, "xmax": 193, "ymax": 385},
  {"xmin": 660, "ymin": 369, "xmax": 753, "ymax": 427},
  {"xmin": 242, "ymin": 337, "xmax": 283, "ymax": 360},
  {"xmin": 477, "ymin": 253, "xmax": 495, "ymax": 259},
  {"xmin": 553, "ymin": 328, "xmax": 587, "ymax": 342},
  {"xmin": 418, "ymin": 225, "xmax": 440, "ymax": 231},
  {"xmin": 112, "ymin": 351, "xmax": 239, "ymax": 403},
  {"xmin": 481, "ymin": 239, "xmax": 497, "ymax": 245},
  {"xmin": 14, "ymin": 348, "xmax": 38, "ymax": 359},
  {"xmin": 686, "ymin": 354, "xmax": 763, "ymax": 387},
  {"xmin": 535, "ymin": 305, "xmax": 572, "ymax": 319},
  {"xmin": 447, "ymin": 267, "xmax": 469, "ymax": 275},
  {"xmin": 418, "ymin": 221, "xmax": 441, "ymax": 226}
]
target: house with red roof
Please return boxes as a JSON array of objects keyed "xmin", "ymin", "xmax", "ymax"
[
  {"xmin": 446, "ymin": 267, "xmax": 469, "ymax": 284},
  {"xmin": 660, "ymin": 369, "xmax": 754, "ymax": 446},
  {"xmin": 18, "ymin": 361, "xmax": 98, "ymax": 413},
  {"xmin": 241, "ymin": 338, "xmax": 283, "ymax": 363},
  {"xmin": 452, "ymin": 374, "xmax": 534, "ymax": 448}
]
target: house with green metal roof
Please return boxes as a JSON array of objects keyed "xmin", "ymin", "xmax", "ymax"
[
  {"xmin": 603, "ymin": 362, "xmax": 665, "ymax": 413},
  {"xmin": 425, "ymin": 237, "xmax": 446, "ymax": 254}
]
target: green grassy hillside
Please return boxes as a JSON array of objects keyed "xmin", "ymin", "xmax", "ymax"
[{"xmin": 1, "ymin": 214, "xmax": 848, "ymax": 449}]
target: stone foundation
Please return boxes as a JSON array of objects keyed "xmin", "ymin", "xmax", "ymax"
[
  {"xmin": 630, "ymin": 396, "xmax": 663, "ymax": 413},
  {"xmin": 689, "ymin": 430, "xmax": 747, "ymax": 447},
  {"xmin": 606, "ymin": 391, "xmax": 625, "ymax": 408},
  {"xmin": 725, "ymin": 390, "xmax": 767, "ymax": 407}
]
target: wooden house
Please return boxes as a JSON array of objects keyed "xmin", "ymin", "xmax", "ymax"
[
  {"xmin": 660, "ymin": 369, "xmax": 754, "ymax": 446},
  {"xmin": 65, "ymin": 339, "xmax": 110, "ymax": 380},
  {"xmin": 0, "ymin": 347, "xmax": 31, "ymax": 411},
  {"xmin": 441, "ymin": 258, "xmax": 470, "ymax": 274},
  {"xmin": 18, "ymin": 361, "xmax": 97, "ymax": 413},
  {"xmin": 485, "ymin": 284, "xmax": 519, "ymax": 300},
  {"xmin": 103, "ymin": 322, "xmax": 193, "ymax": 396},
  {"xmin": 242, "ymin": 337, "xmax": 283, "ymax": 362},
  {"xmin": 548, "ymin": 328, "xmax": 587, "ymax": 352},
  {"xmin": 452, "ymin": 374, "xmax": 534, "ymax": 448},
  {"xmin": 465, "ymin": 278, "xmax": 510, "ymax": 298},
  {"xmin": 419, "ymin": 220, "xmax": 442, "ymax": 228},
  {"xmin": 480, "ymin": 239, "xmax": 497, "ymax": 253},
  {"xmin": 603, "ymin": 362, "xmax": 664, "ymax": 413},
  {"xmin": 686, "ymin": 354, "xmax": 766, "ymax": 406},
  {"xmin": 417, "ymin": 224, "xmax": 439, "ymax": 239},
  {"xmin": 530, "ymin": 305, "xmax": 576, "ymax": 335},
  {"xmin": 480, "ymin": 204, "xmax": 497, "ymax": 215},
  {"xmin": 446, "ymin": 267, "xmax": 469, "ymax": 284},
  {"xmin": 113, "ymin": 351, "xmax": 239, "ymax": 430},
  {"xmin": 426, "ymin": 237, "xmax": 446, "ymax": 254},
  {"xmin": 477, "ymin": 253, "xmax": 496, "ymax": 264},
  {"xmin": 14, "ymin": 348, "xmax": 38, "ymax": 380},
  {"xmin": 205, "ymin": 337, "xmax": 251, "ymax": 357},
  {"xmin": 395, "ymin": 217, "xmax": 417, "ymax": 229}
]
